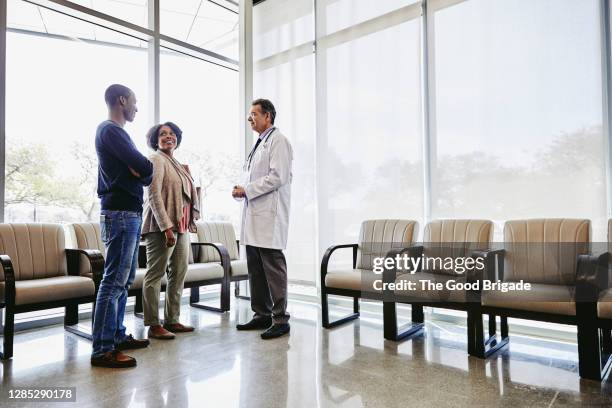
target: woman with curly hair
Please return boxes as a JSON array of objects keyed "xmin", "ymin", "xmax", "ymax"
[{"xmin": 141, "ymin": 121, "xmax": 200, "ymax": 339}]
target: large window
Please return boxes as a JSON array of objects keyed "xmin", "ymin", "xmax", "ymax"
[
  {"xmin": 317, "ymin": 2, "xmax": 424, "ymax": 263},
  {"xmin": 428, "ymin": 0, "xmax": 607, "ymax": 240},
  {"xmin": 161, "ymin": 49, "xmax": 241, "ymax": 227},
  {"xmin": 6, "ymin": 1, "xmax": 149, "ymax": 223},
  {"xmin": 4, "ymin": 0, "xmax": 240, "ymax": 227},
  {"xmin": 253, "ymin": 1, "xmax": 423, "ymax": 283},
  {"xmin": 253, "ymin": 0, "xmax": 317, "ymax": 283},
  {"xmin": 161, "ymin": 0, "xmax": 239, "ymax": 60}
]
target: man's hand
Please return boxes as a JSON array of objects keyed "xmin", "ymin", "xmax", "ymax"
[
  {"xmin": 164, "ymin": 229, "xmax": 176, "ymax": 247},
  {"xmin": 232, "ymin": 185, "xmax": 246, "ymax": 198},
  {"xmin": 128, "ymin": 166, "xmax": 141, "ymax": 178}
]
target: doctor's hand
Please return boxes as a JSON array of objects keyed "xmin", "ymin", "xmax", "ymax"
[{"xmin": 232, "ymin": 185, "xmax": 246, "ymax": 199}]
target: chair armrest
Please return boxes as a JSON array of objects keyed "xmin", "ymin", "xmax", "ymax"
[
  {"xmin": 65, "ymin": 248, "xmax": 105, "ymax": 286},
  {"xmin": 321, "ymin": 244, "xmax": 358, "ymax": 281},
  {"xmin": 138, "ymin": 242, "xmax": 147, "ymax": 268},
  {"xmin": 0, "ymin": 254, "xmax": 16, "ymax": 307},
  {"xmin": 470, "ymin": 249, "xmax": 505, "ymax": 282},
  {"xmin": 576, "ymin": 252, "xmax": 609, "ymax": 302},
  {"xmin": 191, "ymin": 242, "xmax": 231, "ymax": 270},
  {"xmin": 382, "ymin": 245, "xmax": 424, "ymax": 285}
]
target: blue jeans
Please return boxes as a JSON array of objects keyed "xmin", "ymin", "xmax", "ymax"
[{"xmin": 92, "ymin": 210, "xmax": 142, "ymax": 358}]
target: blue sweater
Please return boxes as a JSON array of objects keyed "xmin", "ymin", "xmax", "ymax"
[{"xmin": 95, "ymin": 120, "xmax": 153, "ymax": 212}]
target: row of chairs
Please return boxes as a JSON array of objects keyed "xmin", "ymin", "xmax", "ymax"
[
  {"xmin": 0, "ymin": 221, "xmax": 247, "ymax": 360},
  {"xmin": 320, "ymin": 218, "xmax": 612, "ymax": 381}
]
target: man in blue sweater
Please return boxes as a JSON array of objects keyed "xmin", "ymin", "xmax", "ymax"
[{"xmin": 91, "ymin": 84, "xmax": 153, "ymax": 368}]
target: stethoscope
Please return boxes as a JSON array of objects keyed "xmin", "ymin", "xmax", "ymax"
[{"xmin": 243, "ymin": 127, "xmax": 276, "ymax": 172}]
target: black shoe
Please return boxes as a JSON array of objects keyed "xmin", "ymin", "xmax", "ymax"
[
  {"xmin": 116, "ymin": 334, "xmax": 150, "ymax": 351},
  {"xmin": 91, "ymin": 350, "xmax": 137, "ymax": 368},
  {"xmin": 261, "ymin": 323, "xmax": 290, "ymax": 339},
  {"xmin": 236, "ymin": 317, "xmax": 272, "ymax": 331}
]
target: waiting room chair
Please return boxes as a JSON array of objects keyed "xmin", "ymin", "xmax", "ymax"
[
  {"xmin": 67, "ymin": 222, "xmax": 157, "ymax": 317},
  {"xmin": 382, "ymin": 219, "xmax": 493, "ymax": 353},
  {"xmin": 189, "ymin": 221, "xmax": 248, "ymax": 312},
  {"xmin": 0, "ymin": 223, "xmax": 100, "ymax": 359},
  {"xmin": 574, "ymin": 219, "xmax": 612, "ymax": 380},
  {"xmin": 321, "ymin": 219, "xmax": 418, "ymax": 328},
  {"xmin": 472, "ymin": 218, "xmax": 600, "ymax": 381}
]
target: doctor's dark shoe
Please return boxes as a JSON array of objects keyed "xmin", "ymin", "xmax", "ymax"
[
  {"xmin": 261, "ymin": 323, "xmax": 290, "ymax": 339},
  {"xmin": 236, "ymin": 316, "xmax": 272, "ymax": 331}
]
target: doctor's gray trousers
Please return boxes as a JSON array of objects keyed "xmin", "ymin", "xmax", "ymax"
[{"xmin": 246, "ymin": 245, "xmax": 290, "ymax": 324}]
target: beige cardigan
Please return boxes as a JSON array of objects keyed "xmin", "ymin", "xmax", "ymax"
[{"xmin": 142, "ymin": 150, "xmax": 200, "ymax": 235}]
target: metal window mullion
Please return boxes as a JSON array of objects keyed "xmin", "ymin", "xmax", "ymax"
[
  {"xmin": 148, "ymin": 0, "xmax": 160, "ymax": 125},
  {"xmin": 422, "ymin": 0, "xmax": 434, "ymax": 227},
  {"xmin": 240, "ymin": 0, "xmax": 253, "ymax": 159},
  {"xmin": 238, "ymin": 0, "xmax": 253, "ymax": 298},
  {"xmin": 39, "ymin": 0, "xmax": 238, "ymax": 67},
  {"xmin": 0, "ymin": 0, "xmax": 6, "ymax": 223},
  {"xmin": 600, "ymin": 0, "xmax": 612, "ymax": 220}
]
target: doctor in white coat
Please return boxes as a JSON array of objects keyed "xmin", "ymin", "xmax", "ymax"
[{"xmin": 232, "ymin": 98, "xmax": 293, "ymax": 339}]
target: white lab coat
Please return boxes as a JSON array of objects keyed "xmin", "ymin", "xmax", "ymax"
[{"xmin": 240, "ymin": 128, "xmax": 293, "ymax": 250}]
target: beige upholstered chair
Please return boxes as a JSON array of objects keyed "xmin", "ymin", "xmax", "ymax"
[
  {"xmin": 383, "ymin": 219, "xmax": 493, "ymax": 344},
  {"xmin": 194, "ymin": 221, "xmax": 247, "ymax": 281},
  {"xmin": 321, "ymin": 219, "xmax": 418, "ymax": 328},
  {"xmin": 575, "ymin": 219, "xmax": 612, "ymax": 380},
  {"xmin": 187, "ymin": 221, "xmax": 244, "ymax": 312},
  {"xmin": 67, "ymin": 222, "xmax": 158, "ymax": 316},
  {"xmin": 473, "ymin": 219, "xmax": 595, "ymax": 372},
  {"xmin": 69, "ymin": 221, "xmax": 234, "ymax": 314},
  {"xmin": 0, "ymin": 223, "xmax": 98, "ymax": 359}
]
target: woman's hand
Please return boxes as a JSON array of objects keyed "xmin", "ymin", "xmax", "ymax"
[{"xmin": 164, "ymin": 228, "xmax": 176, "ymax": 247}]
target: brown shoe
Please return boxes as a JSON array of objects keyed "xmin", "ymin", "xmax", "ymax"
[
  {"xmin": 148, "ymin": 325, "xmax": 176, "ymax": 340},
  {"xmin": 163, "ymin": 322, "xmax": 195, "ymax": 333},
  {"xmin": 91, "ymin": 350, "xmax": 137, "ymax": 368}
]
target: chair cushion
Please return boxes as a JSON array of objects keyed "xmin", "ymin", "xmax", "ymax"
[
  {"xmin": 394, "ymin": 272, "xmax": 467, "ymax": 302},
  {"xmin": 324, "ymin": 269, "xmax": 380, "ymax": 292},
  {"xmin": 185, "ymin": 263, "xmax": 224, "ymax": 283},
  {"xmin": 598, "ymin": 288, "xmax": 612, "ymax": 319},
  {"xmin": 0, "ymin": 276, "xmax": 95, "ymax": 306},
  {"xmin": 503, "ymin": 219, "xmax": 590, "ymax": 285},
  {"xmin": 66, "ymin": 223, "xmax": 105, "ymax": 277},
  {"xmin": 422, "ymin": 219, "xmax": 493, "ymax": 276},
  {"xmin": 130, "ymin": 268, "xmax": 167, "ymax": 290},
  {"xmin": 356, "ymin": 219, "xmax": 418, "ymax": 270},
  {"xmin": 231, "ymin": 259, "xmax": 248, "ymax": 277},
  {"xmin": 482, "ymin": 283, "xmax": 576, "ymax": 316},
  {"xmin": 0, "ymin": 223, "xmax": 68, "ymax": 280},
  {"xmin": 195, "ymin": 222, "xmax": 239, "ymax": 262}
]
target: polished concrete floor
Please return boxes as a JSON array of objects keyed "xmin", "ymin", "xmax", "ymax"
[{"xmin": 2, "ymin": 297, "xmax": 612, "ymax": 408}]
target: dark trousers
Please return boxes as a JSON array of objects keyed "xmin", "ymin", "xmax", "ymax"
[{"xmin": 246, "ymin": 245, "xmax": 290, "ymax": 324}]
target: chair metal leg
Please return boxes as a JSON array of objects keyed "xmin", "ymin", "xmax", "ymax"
[
  {"xmin": 500, "ymin": 316, "xmax": 509, "ymax": 338},
  {"xmin": 602, "ymin": 329, "xmax": 612, "ymax": 354},
  {"xmin": 189, "ymin": 285, "xmax": 229, "ymax": 313},
  {"xmin": 1, "ymin": 305, "xmax": 14, "ymax": 360},
  {"xmin": 234, "ymin": 282, "xmax": 250, "ymax": 300},
  {"xmin": 488, "ymin": 314, "xmax": 497, "ymax": 338},
  {"xmin": 470, "ymin": 311, "xmax": 508, "ymax": 359},
  {"xmin": 64, "ymin": 304, "xmax": 92, "ymax": 341},
  {"xmin": 321, "ymin": 292, "xmax": 359, "ymax": 329},
  {"xmin": 383, "ymin": 301, "xmax": 424, "ymax": 342},
  {"xmin": 134, "ymin": 293, "xmax": 144, "ymax": 318}
]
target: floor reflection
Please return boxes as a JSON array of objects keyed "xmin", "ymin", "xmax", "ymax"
[{"xmin": 1, "ymin": 298, "xmax": 612, "ymax": 407}]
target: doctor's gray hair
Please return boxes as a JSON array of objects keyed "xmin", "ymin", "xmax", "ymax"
[{"xmin": 252, "ymin": 98, "xmax": 276, "ymax": 124}]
